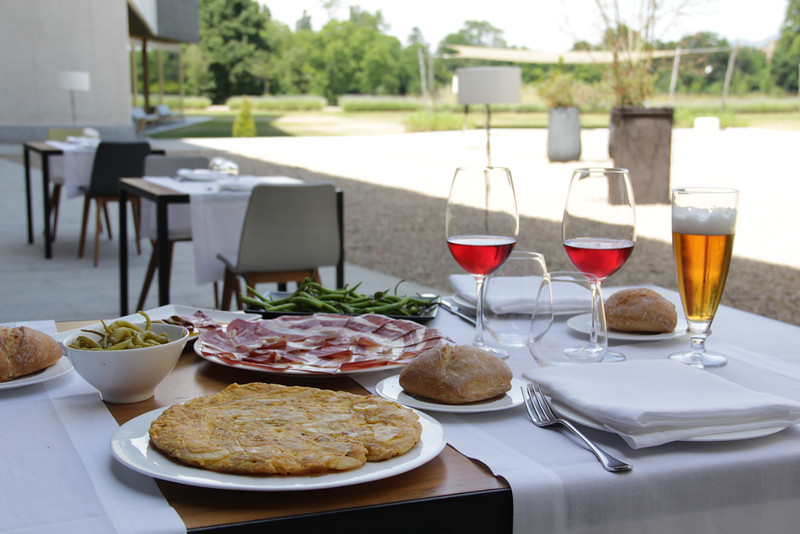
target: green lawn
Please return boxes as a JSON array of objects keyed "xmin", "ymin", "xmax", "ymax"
[{"xmin": 150, "ymin": 105, "xmax": 800, "ymax": 139}]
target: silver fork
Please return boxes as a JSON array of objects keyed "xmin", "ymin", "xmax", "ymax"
[{"xmin": 522, "ymin": 383, "xmax": 632, "ymax": 472}]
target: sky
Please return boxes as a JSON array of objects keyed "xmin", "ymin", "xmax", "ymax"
[{"xmin": 257, "ymin": 0, "xmax": 788, "ymax": 52}]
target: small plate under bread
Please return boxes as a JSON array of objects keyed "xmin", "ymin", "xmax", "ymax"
[
  {"xmin": 376, "ymin": 375, "xmax": 526, "ymax": 414},
  {"xmin": 567, "ymin": 313, "xmax": 687, "ymax": 342}
]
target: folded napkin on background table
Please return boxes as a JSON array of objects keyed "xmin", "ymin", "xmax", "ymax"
[
  {"xmin": 524, "ymin": 360, "xmax": 800, "ymax": 448},
  {"xmin": 449, "ymin": 274, "xmax": 588, "ymax": 313},
  {"xmin": 217, "ymin": 175, "xmax": 302, "ymax": 191},
  {"xmin": 176, "ymin": 168, "xmax": 226, "ymax": 181}
]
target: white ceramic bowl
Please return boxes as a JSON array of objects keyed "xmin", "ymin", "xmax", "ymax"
[{"xmin": 62, "ymin": 322, "xmax": 189, "ymax": 404}]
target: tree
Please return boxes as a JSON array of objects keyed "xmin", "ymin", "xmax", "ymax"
[
  {"xmin": 199, "ymin": 0, "xmax": 269, "ymax": 103},
  {"xmin": 770, "ymin": 0, "xmax": 800, "ymax": 92}
]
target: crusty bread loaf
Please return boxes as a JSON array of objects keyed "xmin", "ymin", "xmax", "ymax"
[
  {"xmin": 0, "ymin": 326, "xmax": 62, "ymax": 382},
  {"xmin": 399, "ymin": 345, "xmax": 512, "ymax": 404},
  {"xmin": 606, "ymin": 288, "xmax": 678, "ymax": 333}
]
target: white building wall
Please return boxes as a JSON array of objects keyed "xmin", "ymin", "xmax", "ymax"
[{"xmin": 0, "ymin": 0, "xmax": 135, "ymax": 141}]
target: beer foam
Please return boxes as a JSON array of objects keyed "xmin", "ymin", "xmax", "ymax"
[{"xmin": 672, "ymin": 206, "xmax": 736, "ymax": 235}]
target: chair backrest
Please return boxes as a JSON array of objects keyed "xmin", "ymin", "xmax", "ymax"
[
  {"xmin": 144, "ymin": 154, "xmax": 209, "ymax": 177},
  {"xmin": 156, "ymin": 104, "xmax": 172, "ymax": 118},
  {"xmin": 88, "ymin": 141, "xmax": 151, "ymax": 196},
  {"xmin": 235, "ymin": 183, "xmax": 342, "ymax": 274}
]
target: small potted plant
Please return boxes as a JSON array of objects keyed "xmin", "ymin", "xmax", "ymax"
[
  {"xmin": 538, "ymin": 68, "xmax": 582, "ymax": 162},
  {"xmin": 599, "ymin": 0, "xmax": 675, "ymax": 204}
]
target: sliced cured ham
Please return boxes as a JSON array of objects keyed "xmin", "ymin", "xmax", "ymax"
[{"xmin": 195, "ymin": 314, "xmax": 452, "ymax": 374}]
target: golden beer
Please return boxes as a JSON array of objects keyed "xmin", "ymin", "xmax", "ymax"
[
  {"xmin": 670, "ymin": 187, "xmax": 737, "ymax": 369},
  {"xmin": 672, "ymin": 232, "xmax": 734, "ymax": 322}
]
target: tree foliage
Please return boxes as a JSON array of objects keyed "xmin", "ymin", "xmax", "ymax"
[
  {"xmin": 199, "ymin": 0, "xmax": 269, "ymax": 103},
  {"xmin": 180, "ymin": 0, "xmax": 781, "ymax": 105},
  {"xmin": 771, "ymin": 0, "xmax": 800, "ymax": 92}
]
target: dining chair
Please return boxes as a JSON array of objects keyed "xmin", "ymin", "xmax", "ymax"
[
  {"xmin": 46, "ymin": 127, "xmax": 84, "ymax": 241},
  {"xmin": 78, "ymin": 141, "xmax": 151, "ymax": 266},
  {"xmin": 136, "ymin": 154, "xmax": 209, "ymax": 311},
  {"xmin": 217, "ymin": 183, "xmax": 344, "ymax": 310}
]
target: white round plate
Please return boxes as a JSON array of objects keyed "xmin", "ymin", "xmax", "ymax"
[
  {"xmin": 567, "ymin": 313, "xmax": 686, "ymax": 342},
  {"xmin": 0, "ymin": 356, "xmax": 73, "ymax": 391},
  {"xmin": 376, "ymin": 375, "xmax": 525, "ymax": 414},
  {"xmin": 111, "ymin": 406, "xmax": 446, "ymax": 491},
  {"xmin": 552, "ymin": 400, "xmax": 791, "ymax": 442},
  {"xmin": 194, "ymin": 345, "xmax": 406, "ymax": 376}
]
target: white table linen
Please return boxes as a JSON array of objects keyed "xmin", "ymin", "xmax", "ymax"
[
  {"xmin": 353, "ymin": 285, "xmax": 800, "ymax": 534},
  {"xmin": 46, "ymin": 140, "xmax": 98, "ymax": 198},
  {"xmin": 142, "ymin": 176, "xmax": 302, "ymax": 285},
  {"xmin": 449, "ymin": 273, "xmax": 588, "ymax": 313},
  {"xmin": 0, "ymin": 321, "xmax": 185, "ymax": 534},
  {"xmin": 524, "ymin": 359, "xmax": 800, "ymax": 448}
]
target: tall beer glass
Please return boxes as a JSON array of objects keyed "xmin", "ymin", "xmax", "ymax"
[{"xmin": 669, "ymin": 187, "xmax": 738, "ymax": 369}]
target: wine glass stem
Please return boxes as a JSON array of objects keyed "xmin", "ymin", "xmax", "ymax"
[
  {"xmin": 473, "ymin": 274, "xmax": 488, "ymax": 346},
  {"xmin": 589, "ymin": 281, "xmax": 600, "ymax": 346}
]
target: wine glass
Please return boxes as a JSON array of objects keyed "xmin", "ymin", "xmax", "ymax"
[
  {"xmin": 446, "ymin": 166, "xmax": 519, "ymax": 359},
  {"xmin": 562, "ymin": 168, "xmax": 636, "ymax": 362},
  {"xmin": 669, "ymin": 187, "xmax": 738, "ymax": 369}
]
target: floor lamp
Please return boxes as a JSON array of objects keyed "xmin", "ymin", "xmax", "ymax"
[
  {"xmin": 455, "ymin": 67, "xmax": 521, "ymax": 166},
  {"xmin": 58, "ymin": 71, "xmax": 91, "ymax": 127}
]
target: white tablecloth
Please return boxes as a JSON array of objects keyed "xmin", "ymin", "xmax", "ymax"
[
  {"xmin": 143, "ymin": 176, "xmax": 302, "ymax": 285},
  {"xmin": 0, "ymin": 322, "xmax": 185, "ymax": 534},
  {"xmin": 353, "ymin": 286, "xmax": 800, "ymax": 534},
  {"xmin": 5, "ymin": 287, "xmax": 800, "ymax": 533},
  {"xmin": 46, "ymin": 140, "xmax": 97, "ymax": 198}
]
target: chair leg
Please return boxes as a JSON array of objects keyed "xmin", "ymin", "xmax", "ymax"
[
  {"xmin": 94, "ymin": 198, "xmax": 103, "ymax": 267},
  {"xmin": 78, "ymin": 196, "xmax": 91, "ymax": 258},
  {"xmin": 213, "ymin": 281, "xmax": 220, "ymax": 309},
  {"xmin": 221, "ymin": 269, "xmax": 237, "ymax": 311},
  {"xmin": 137, "ymin": 240, "xmax": 176, "ymax": 311},
  {"xmin": 102, "ymin": 201, "xmax": 112, "ymax": 241},
  {"xmin": 51, "ymin": 184, "xmax": 62, "ymax": 241}
]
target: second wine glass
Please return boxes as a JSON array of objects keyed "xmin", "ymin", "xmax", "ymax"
[
  {"xmin": 562, "ymin": 168, "xmax": 636, "ymax": 362},
  {"xmin": 446, "ymin": 166, "xmax": 519, "ymax": 359}
]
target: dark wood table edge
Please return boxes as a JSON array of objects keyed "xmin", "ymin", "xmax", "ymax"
[{"xmin": 186, "ymin": 488, "xmax": 512, "ymax": 533}]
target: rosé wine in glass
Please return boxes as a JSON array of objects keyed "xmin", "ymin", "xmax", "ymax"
[
  {"xmin": 562, "ymin": 168, "xmax": 636, "ymax": 362},
  {"xmin": 446, "ymin": 167, "xmax": 518, "ymax": 359}
]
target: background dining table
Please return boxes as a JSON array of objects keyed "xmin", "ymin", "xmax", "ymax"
[
  {"xmin": 22, "ymin": 140, "xmax": 163, "ymax": 259},
  {"xmin": 3, "ymin": 286, "xmax": 800, "ymax": 533},
  {"xmin": 118, "ymin": 176, "xmax": 344, "ymax": 315}
]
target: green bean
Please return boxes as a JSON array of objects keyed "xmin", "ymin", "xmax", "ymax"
[{"xmin": 241, "ymin": 277, "xmax": 439, "ymax": 318}]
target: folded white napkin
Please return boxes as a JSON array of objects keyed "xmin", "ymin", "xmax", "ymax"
[
  {"xmin": 524, "ymin": 360, "xmax": 800, "ymax": 448},
  {"xmin": 65, "ymin": 136, "xmax": 100, "ymax": 147},
  {"xmin": 217, "ymin": 175, "xmax": 303, "ymax": 191},
  {"xmin": 176, "ymin": 168, "xmax": 226, "ymax": 181},
  {"xmin": 450, "ymin": 274, "xmax": 588, "ymax": 314}
]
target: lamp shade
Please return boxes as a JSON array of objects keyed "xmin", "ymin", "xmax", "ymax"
[
  {"xmin": 456, "ymin": 66, "xmax": 521, "ymax": 105},
  {"xmin": 57, "ymin": 71, "xmax": 91, "ymax": 92}
]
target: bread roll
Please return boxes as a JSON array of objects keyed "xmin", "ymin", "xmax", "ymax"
[
  {"xmin": 0, "ymin": 326, "xmax": 62, "ymax": 382},
  {"xmin": 606, "ymin": 288, "xmax": 678, "ymax": 333},
  {"xmin": 399, "ymin": 345, "xmax": 512, "ymax": 404}
]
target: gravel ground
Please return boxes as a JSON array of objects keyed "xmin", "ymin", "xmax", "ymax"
[
  {"xmin": 152, "ymin": 145, "xmax": 800, "ymax": 328},
  {"xmin": 5, "ymin": 127, "xmax": 799, "ymax": 327}
]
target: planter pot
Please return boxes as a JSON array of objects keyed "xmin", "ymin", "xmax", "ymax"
[
  {"xmin": 547, "ymin": 106, "xmax": 581, "ymax": 162},
  {"xmin": 609, "ymin": 106, "xmax": 674, "ymax": 204}
]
